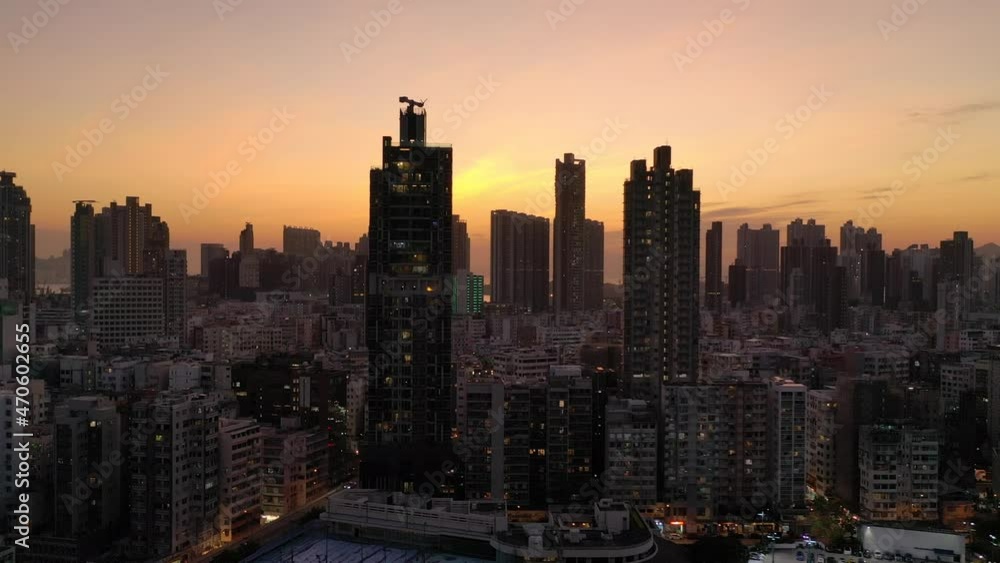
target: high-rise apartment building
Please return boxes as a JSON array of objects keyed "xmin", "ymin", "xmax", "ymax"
[
  {"xmin": 71, "ymin": 201, "xmax": 96, "ymax": 315},
  {"xmin": 261, "ymin": 426, "xmax": 329, "ymax": 519},
  {"xmin": 939, "ymin": 231, "xmax": 975, "ymax": 285},
  {"xmin": 452, "ymin": 271, "xmax": 484, "ymax": 316},
  {"xmin": 452, "ymin": 214, "xmax": 471, "ymax": 274},
  {"xmin": 584, "ymin": 218, "xmax": 605, "ymax": 310},
  {"xmin": 164, "ymin": 249, "xmax": 187, "ymax": 340},
  {"xmin": 705, "ymin": 221, "xmax": 723, "ymax": 313},
  {"xmin": 605, "ymin": 398, "xmax": 657, "ymax": 507},
  {"xmin": 661, "ymin": 379, "xmax": 769, "ymax": 521},
  {"xmin": 858, "ymin": 424, "xmax": 939, "ymax": 522},
  {"xmin": 623, "ymin": 145, "xmax": 700, "ymax": 397},
  {"xmin": 91, "ymin": 276, "xmax": 165, "ymax": 348},
  {"xmin": 769, "ymin": 381, "xmax": 807, "ymax": 511},
  {"xmin": 127, "ymin": 393, "xmax": 220, "ymax": 559},
  {"xmin": 840, "ymin": 221, "xmax": 885, "ymax": 305},
  {"xmin": 458, "ymin": 380, "xmax": 505, "ymax": 501},
  {"xmin": 490, "ymin": 210, "xmax": 549, "ymax": 312},
  {"xmin": 787, "ymin": 217, "xmax": 826, "ymax": 247},
  {"xmin": 239, "ymin": 222, "xmax": 255, "ymax": 255},
  {"xmin": 200, "ymin": 243, "xmax": 228, "ymax": 278},
  {"xmin": 94, "ymin": 196, "xmax": 165, "ymax": 276},
  {"xmin": 735, "ymin": 223, "xmax": 780, "ymax": 304},
  {"xmin": 780, "ymin": 219, "xmax": 845, "ymax": 332},
  {"xmin": 218, "ymin": 418, "xmax": 262, "ymax": 544},
  {"xmin": 362, "ymin": 98, "xmax": 456, "ymax": 494},
  {"xmin": 53, "ymin": 397, "xmax": 122, "ymax": 555},
  {"xmin": 545, "ymin": 366, "xmax": 594, "ymax": 504},
  {"xmin": 282, "ymin": 225, "xmax": 321, "ymax": 258},
  {"xmin": 805, "ymin": 389, "xmax": 838, "ymax": 497},
  {"xmin": 554, "ymin": 153, "xmax": 586, "ymax": 315},
  {"xmin": 0, "ymin": 171, "xmax": 34, "ymax": 304}
]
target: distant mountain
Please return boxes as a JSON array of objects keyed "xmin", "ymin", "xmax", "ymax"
[
  {"xmin": 978, "ymin": 243, "xmax": 1000, "ymax": 260},
  {"xmin": 36, "ymin": 249, "xmax": 70, "ymax": 286}
]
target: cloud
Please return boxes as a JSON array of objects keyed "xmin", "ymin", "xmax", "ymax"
[
  {"xmin": 953, "ymin": 172, "xmax": 994, "ymax": 184},
  {"xmin": 702, "ymin": 199, "xmax": 820, "ymax": 220},
  {"xmin": 906, "ymin": 100, "xmax": 1000, "ymax": 123}
]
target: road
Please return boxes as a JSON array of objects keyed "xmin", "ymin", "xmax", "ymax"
[{"xmin": 750, "ymin": 546, "xmax": 871, "ymax": 563}]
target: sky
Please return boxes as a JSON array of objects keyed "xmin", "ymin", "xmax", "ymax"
[{"xmin": 3, "ymin": 0, "xmax": 999, "ymax": 282}]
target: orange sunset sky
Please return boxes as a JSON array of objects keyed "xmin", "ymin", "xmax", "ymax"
[{"xmin": 3, "ymin": 0, "xmax": 999, "ymax": 282}]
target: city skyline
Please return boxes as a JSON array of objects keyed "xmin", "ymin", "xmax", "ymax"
[
  {"xmin": 4, "ymin": 0, "xmax": 1000, "ymax": 280},
  {"xmin": 6, "ymin": 3, "xmax": 1000, "ymax": 563}
]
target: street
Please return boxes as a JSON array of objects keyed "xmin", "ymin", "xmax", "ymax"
[{"xmin": 750, "ymin": 546, "xmax": 868, "ymax": 563}]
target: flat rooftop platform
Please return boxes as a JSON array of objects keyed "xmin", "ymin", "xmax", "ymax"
[{"xmin": 244, "ymin": 524, "xmax": 491, "ymax": 563}]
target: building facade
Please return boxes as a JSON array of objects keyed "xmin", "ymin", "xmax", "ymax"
[{"xmin": 362, "ymin": 98, "xmax": 456, "ymax": 494}]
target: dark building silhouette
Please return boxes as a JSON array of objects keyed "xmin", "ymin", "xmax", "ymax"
[
  {"xmin": 283, "ymin": 225, "xmax": 321, "ymax": 258},
  {"xmin": 705, "ymin": 221, "xmax": 723, "ymax": 313},
  {"xmin": 939, "ymin": 231, "xmax": 975, "ymax": 285},
  {"xmin": 554, "ymin": 153, "xmax": 586, "ymax": 315},
  {"xmin": 0, "ymin": 171, "xmax": 34, "ymax": 304},
  {"xmin": 164, "ymin": 249, "xmax": 187, "ymax": 340},
  {"xmin": 71, "ymin": 201, "xmax": 96, "ymax": 315},
  {"xmin": 780, "ymin": 219, "xmax": 846, "ymax": 332},
  {"xmin": 362, "ymin": 98, "xmax": 456, "ymax": 495},
  {"xmin": 736, "ymin": 223, "xmax": 780, "ymax": 304},
  {"xmin": 863, "ymin": 249, "xmax": 887, "ymax": 306},
  {"xmin": 729, "ymin": 259, "xmax": 748, "ymax": 307},
  {"xmin": 94, "ymin": 196, "xmax": 164, "ymax": 276},
  {"xmin": 491, "ymin": 210, "xmax": 549, "ymax": 312},
  {"xmin": 841, "ymin": 221, "xmax": 885, "ymax": 305},
  {"xmin": 239, "ymin": 222, "xmax": 255, "ymax": 254},
  {"xmin": 623, "ymin": 145, "xmax": 700, "ymax": 400},
  {"xmin": 452, "ymin": 214, "xmax": 471, "ymax": 274},
  {"xmin": 351, "ymin": 235, "xmax": 368, "ymax": 305},
  {"xmin": 200, "ymin": 243, "xmax": 227, "ymax": 279},
  {"xmin": 584, "ymin": 218, "xmax": 605, "ymax": 310},
  {"xmin": 207, "ymin": 248, "xmax": 236, "ymax": 297},
  {"xmin": 834, "ymin": 375, "xmax": 894, "ymax": 509}
]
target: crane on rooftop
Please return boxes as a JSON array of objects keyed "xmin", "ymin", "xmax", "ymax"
[{"xmin": 399, "ymin": 96, "xmax": 426, "ymax": 109}]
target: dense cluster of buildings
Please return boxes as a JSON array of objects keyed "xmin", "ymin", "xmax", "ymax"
[{"xmin": 2, "ymin": 98, "xmax": 999, "ymax": 562}]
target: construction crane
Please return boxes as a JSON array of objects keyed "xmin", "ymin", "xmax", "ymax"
[{"xmin": 398, "ymin": 96, "xmax": 426, "ymax": 109}]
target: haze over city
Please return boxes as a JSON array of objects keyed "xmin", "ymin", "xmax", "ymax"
[{"xmin": 3, "ymin": 0, "xmax": 1000, "ymax": 279}]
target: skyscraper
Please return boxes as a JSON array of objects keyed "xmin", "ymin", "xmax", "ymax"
[
  {"xmin": 840, "ymin": 221, "xmax": 884, "ymax": 304},
  {"xmin": 584, "ymin": 218, "xmax": 605, "ymax": 310},
  {"xmin": 735, "ymin": 223, "xmax": 780, "ymax": 304},
  {"xmin": 939, "ymin": 231, "xmax": 975, "ymax": 288},
  {"xmin": 282, "ymin": 225, "xmax": 321, "ymax": 258},
  {"xmin": 363, "ymin": 98, "xmax": 456, "ymax": 494},
  {"xmin": 239, "ymin": 222, "xmax": 255, "ymax": 254},
  {"xmin": 554, "ymin": 153, "xmax": 586, "ymax": 315},
  {"xmin": 200, "ymin": 243, "xmax": 228, "ymax": 278},
  {"xmin": 705, "ymin": 221, "xmax": 723, "ymax": 313},
  {"xmin": 452, "ymin": 214, "xmax": 471, "ymax": 274},
  {"xmin": 490, "ymin": 210, "xmax": 549, "ymax": 312},
  {"xmin": 127, "ymin": 393, "xmax": 220, "ymax": 559},
  {"xmin": 770, "ymin": 381, "xmax": 808, "ymax": 510},
  {"xmin": 0, "ymin": 171, "xmax": 33, "ymax": 304},
  {"xmin": 623, "ymin": 145, "xmax": 700, "ymax": 398},
  {"xmin": 54, "ymin": 396, "xmax": 122, "ymax": 555},
  {"xmin": 71, "ymin": 201, "xmax": 96, "ymax": 315},
  {"xmin": 164, "ymin": 249, "xmax": 187, "ymax": 340},
  {"xmin": 780, "ymin": 218, "xmax": 845, "ymax": 331},
  {"xmin": 94, "ymin": 196, "xmax": 167, "ymax": 276},
  {"xmin": 787, "ymin": 217, "xmax": 826, "ymax": 247}
]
